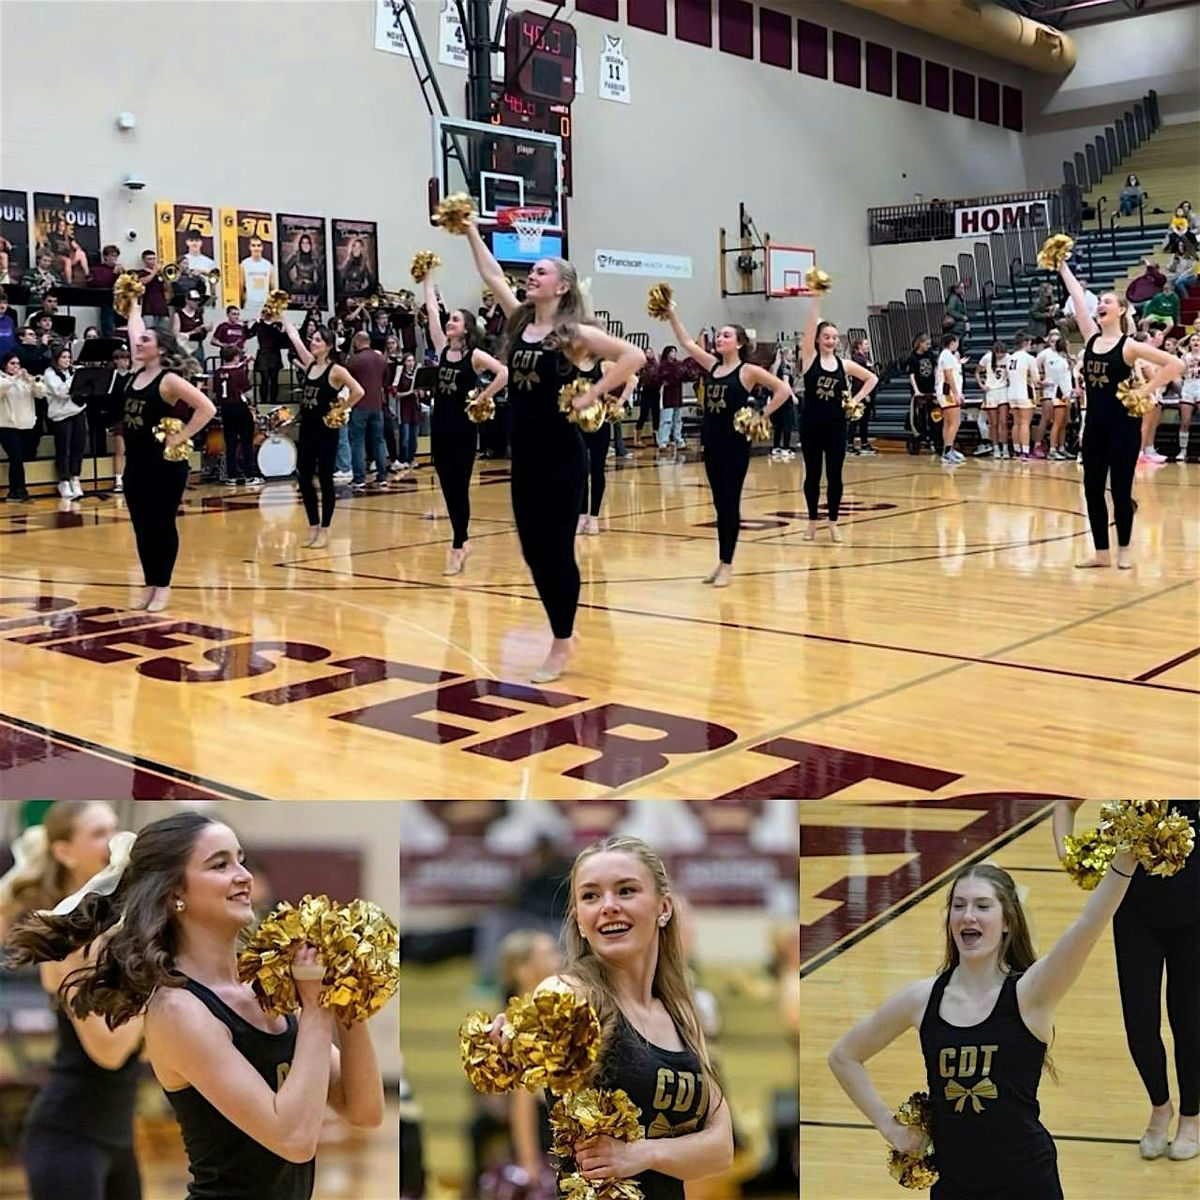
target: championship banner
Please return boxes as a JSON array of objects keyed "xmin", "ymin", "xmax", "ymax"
[
  {"xmin": 954, "ymin": 199, "xmax": 1049, "ymax": 238},
  {"xmin": 33, "ymin": 192, "xmax": 101, "ymax": 285},
  {"xmin": 219, "ymin": 208, "xmax": 276, "ymax": 318},
  {"xmin": 0, "ymin": 190, "xmax": 30, "ymax": 286},
  {"xmin": 332, "ymin": 219, "xmax": 379, "ymax": 303},
  {"xmin": 277, "ymin": 214, "xmax": 328, "ymax": 311},
  {"xmin": 155, "ymin": 202, "xmax": 216, "ymax": 273}
]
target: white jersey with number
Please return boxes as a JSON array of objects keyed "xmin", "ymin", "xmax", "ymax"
[
  {"xmin": 1036, "ymin": 348, "xmax": 1072, "ymax": 397},
  {"xmin": 241, "ymin": 257, "xmax": 272, "ymax": 319},
  {"xmin": 1005, "ymin": 350, "xmax": 1037, "ymax": 405}
]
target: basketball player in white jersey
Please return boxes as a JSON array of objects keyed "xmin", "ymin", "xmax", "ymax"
[{"xmin": 239, "ymin": 237, "xmax": 275, "ymax": 322}]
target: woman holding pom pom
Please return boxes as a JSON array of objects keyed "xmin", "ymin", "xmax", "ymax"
[
  {"xmin": 798, "ymin": 277, "xmax": 878, "ymax": 543},
  {"xmin": 0, "ymin": 803, "xmax": 144, "ymax": 1200},
  {"xmin": 663, "ymin": 306, "xmax": 792, "ymax": 585},
  {"xmin": 457, "ymin": 214, "xmax": 644, "ymax": 682},
  {"xmin": 5, "ymin": 811, "xmax": 385, "ymax": 1200},
  {"xmin": 121, "ymin": 289, "xmax": 215, "ymax": 613},
  {"xmin": 1053, "ymin": 801, "xmax": 1200, "ymax": 1162},
  {"xmin": 421, "ymin": 264, "xmax": 507, "ymax": 575},
  {"xmin": 829, "ymin": 851, "xmax": 1143, "ymax": 1200},
  {"xmin": 1058, "ymin": 256, "xmax": 1181, "ymax": 568}
]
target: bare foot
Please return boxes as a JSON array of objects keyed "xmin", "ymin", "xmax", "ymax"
[
  {"xmin": 302, "ymin": 526, "xmax": 320, "ymax": 548},
  {"xmin": 146, "ymin": 587, "xmax": 171, "ymax": 613},
  {"xmin": 828, "ymin": 523, "xmax": 844, "ymax": 544},
  {"xmin": 802, "ymin": 520, "xmax": 823, "ymax": 542},
  {"xmin": 712, "ymin": 564, "xmax": 733, "ymax": 588},
  {"xmin": 312, "ymin": 529, "xmax": 329, "ymax": 549},
  {"xmin": 130, "ymin": 586, "xmax": 155, "ymax": 610},
  {"xmin": 531, "ymin": 634, "xmax": 579, "ymax": 684},
  {"xmin": 443, "ymin": 545, "xmax": 470, "ymax": 576},
  {"xmin": 1075, "ymin": 552, "xmax": 1112, "ymax": 568}
]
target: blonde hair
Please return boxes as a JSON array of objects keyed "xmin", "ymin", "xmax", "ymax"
[
  {"xmin": 498, "ymin": 928, "xmax": 551, "ymax": 1000},
  {"xmin": 503, "ymin": 258, "xmax": 600, "ymax": 356},
  {"xmin": 563, "ymin": 836, "xmax": 723, "ymax": 1111},
  {"xmin": 1, "ymin": 801, "xmax": 100, "ymax": 921}
]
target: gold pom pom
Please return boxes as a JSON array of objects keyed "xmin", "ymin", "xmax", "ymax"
[
  {"xmin": 459, "ymin": 1011, "xmax": 523, "ymax": 1093},
  {"xmin": 113, "ymin": 272, "xmax": 145, "ymax": 317},
  {"xmin": 559, "ymin": 377, "xmax": 606, "ymax": 433},
  {"xmin": 1061, "ymin": 827, "xmax": 1116, "ymax": 890},
  {"xmin": 604, "ymin": 395, "xmax": 627, "ymax": 424},
  {"xmin": 1117, "ymin": 378, "xmax": 1154, "ymax": 417},
  {"xmin": 323, "ymin": 402, "xmax": 350, "ymax": 429},
  {"xmin": 1037, "ymin": 234, "xmax": 1075, "ymax": 271},
  {"xmin": 886, "ymin": 1091, "xmax": 938, "ymax": 1190},
  {"xmin": 558, "ymin": 1174, "xmax": 644, "ymax": 1200},
  {"xmin": 805, "ymin": 267, "xmax": 832, "ymax": 295},
  {"xmin": 261, "ymin": 290, "xmax": 290, "ymax": 322},
  {"xmin": 435, "ymin": 193, "xmax": 477, "ymax": 235},
  {"xmin": 411, "ymin": 251, "xmax": 441, "ymax": 283},
  {"xmin": 508, "ymin": 990, "xmax": 601, "ymax": 1093},
  {"xmin": 646, "ymin": 283, "xmax": 673, "ymax": 321},
  {"xmin": 1099, "ymin": 801, "xmax": 1195, "ymax": 878},
  {"xmin": 733, "ymin": 407, "xmax": 772, "ymax": 443},
  {"xmin": 153, "ymin": 417, "xmax": 192, "ymax": 462},
  {"xmin": 843, "ymin": 389, "xmax": 865, "ymax": 422},
  {"xmin": 465, "ymin": 388, "xmax": 495, "ymax": 423},
  {"xmin": 237, "ymin": 894, "xmax": 400, "ymax": 1023}
]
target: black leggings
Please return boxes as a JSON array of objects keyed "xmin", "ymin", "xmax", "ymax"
[
  {"xmin": 703, "ymin": 440, "xmax": 750, "ymax": 564},
  {"xmin": 1081, "ymin": 409, "xmax": 1140, "ymax": 551},
  {"xmin": 122, "ymin": 455, "xmax": 189, "ymax": 588},
  {"xmin": 851, "ymin": 398, "xmax": 872, "ymax": 446},
  {"xmin": 256, "ymin": 363, "xmax": 280, "ymax": 407},
  {"xmin": 53, "ymin": 411, "xmax": 89, "ymax": 480},
  {"xmin": 581, "ymin": 423, "xmax": 611, "ymax": 516},
  {"xmin": 22, "ymin": 1127, "xmax": 142, "ymax": 1200},
  {"xmin": 221, "ymin": 403, "xmax": 255, "ymax": 479},
  {"xmin": 637, "ymin": 389, "xmax": 660, "ymax": 432},
  {"xmin": 772, "ymin": 400, "xmax": 795, "ymax": 450},
  {"xmin": 0, "ymin": 426, "xmax": 27, "ymax": 495},
  {"xmin": 801, "ymin": 410, "xmax": 848, "ymax": 521},
  {"xmin": 433, "ymin": 430, "xmax": 475, "ymax": 549},
  {"xmin": 297, "ymin": 424, "xmax": 338, "ymax": 527},
  {"xmin": 1114, "ymin": 909, "xmax": 1200, "ymax": 1116},
  {"xmin": 511, "ymin": 442, "xmax": 585, "ymax": 639}
]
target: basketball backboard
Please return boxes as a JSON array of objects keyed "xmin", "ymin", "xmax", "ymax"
[
  {"xmin": 766, "ymin": 244, "xmax": 818, "ymax": 298},
  {"xmin": 430, "ymin": 114, "xmax": 565, "ymax": 265}
]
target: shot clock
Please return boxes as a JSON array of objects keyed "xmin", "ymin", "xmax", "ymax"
[{"xmin": 504, "ymin": 10, "xmax": 577, "ymax": 105}]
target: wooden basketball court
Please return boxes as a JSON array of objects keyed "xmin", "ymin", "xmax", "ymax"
[
  {"xmin": 1, "ymin": 453, "xmax": 1196, "ymax": 800},
  {"xmin": 800, "ymin": 800, "xmax": 1198, "ymax": 1200}
]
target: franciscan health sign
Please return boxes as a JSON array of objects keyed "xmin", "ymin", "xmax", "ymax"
[
  {"xmin": 954, "ymin": 199, "xmax": 1050, "ymax": 238},
  {"xmin": 595, "ymin": 249, "xmax": 693, "ymax": 278}
]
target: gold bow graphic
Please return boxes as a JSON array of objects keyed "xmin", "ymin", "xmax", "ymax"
[
  {"xmin": 945, "ymin": 1078, "xmax": 998, "ymax": 1114},
  {"xmin": 512, "ymin": 369, "xmax": 541, "ymax": 390}
]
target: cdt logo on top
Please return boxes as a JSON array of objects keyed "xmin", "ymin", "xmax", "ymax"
[{"xmin": 595, "ymin": 250, "xmax": 693, "ymax": 278}]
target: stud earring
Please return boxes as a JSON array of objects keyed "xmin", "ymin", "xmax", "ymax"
[
  {"xmin": 659, "ymin": 915, "xmax": 669, "ymax": 927},
  {"xmin": 174, "ymin": 899, "xmax": 185, "ymax": 912}
]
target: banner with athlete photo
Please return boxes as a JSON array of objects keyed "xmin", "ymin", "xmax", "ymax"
[
  {"xmin": 154, "ymin": 201, "xmax": 216, "ymax": 272},
  {"xmin": 276, "ymin": 214, "xmax": 328, "ymax": 311},
  {"xmin": 0, "ymin": 190, "xmax": 30, "ymax": 285},
  {"xmin": 219, "ymin": 208, "xmax": 276, "ymax": 318},
  {"xmin": 332, "ymin": 219, "xmax": 379, "ymax": 303},
  {"xmin": 33, "ymin": 192, "xmax": 101, "ymax": 284}
]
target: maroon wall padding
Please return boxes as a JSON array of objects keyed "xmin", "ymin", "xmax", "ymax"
[
  {"xmin": 925, "ymin": 60, "xmax": 950, "ymax": 111},
  {"xmin": 718, "ymin": 0, "xmax": 753, "ymax": 58},
  {"xmin": 576, "ymin": 0, "xmax": 619, "ymax": 18},
  {"xmin": 953, "ymin": 69, "xmax": 976, "ymax": 119},
  {"xmin": 628, "ymin": 0, "xmax": 668, "ymax": 34},
  {"xmin": 246, "ymin": 847, "xmax": 363, "ymax": 908},
  {"xmin": 978, "ymin": 78, "xmax": 1001, "ymax": 125},
  {"xmin": 759, "ymin": 6, "xmax": 792, "ymax": 69},
  {"xmin": 1002, "ymin": 85, "xmax": 1024, "ymax": 132},
  {"xmin": 865, "ymin": 41, "xmax": 892, "ymax": 96},
  {"xmin": 675, "ymin": 0, "xmax": 713, "ymax": 46},
  {"xmin": 897, "ymin": 50, "xmax": 922, "ymax": 104},
  {"xmin": 797, "ymin": 18, "xmax": 828, "ymax": 79},
  {"xmin": 832, "ymin": 31, "xmax": 861, "ymax": 88}
]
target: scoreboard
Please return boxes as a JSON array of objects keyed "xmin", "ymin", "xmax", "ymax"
[{"xmin": 488, "ymin": 84, "xmax": 573, "ymax": 196}]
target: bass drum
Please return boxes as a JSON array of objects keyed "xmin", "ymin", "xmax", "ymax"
[{"xmin": 257, "ymin": 434, "xmax": 297, "ymax": 479}]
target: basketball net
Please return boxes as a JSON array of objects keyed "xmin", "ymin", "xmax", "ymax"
[{"xmin": 498, "ymin": 206, "xmax": 551, "ymax": 254}]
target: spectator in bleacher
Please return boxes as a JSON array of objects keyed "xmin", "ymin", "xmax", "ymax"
[
  {"xmin": 1119, "ymin": 174, "xmax": 1147, "ymax": 217},
  {"xmin": 1168, "ymin": 250, "xmax": 1198, "ymax": 301},
  {"xmin": 943, "ymin": 282, "xmax": 969, "ymax": 343},
  {"xmin": 87, "ymin": 245, "xmax": 123, "ymax": 337},
  {"xmin": 975, "ymin": 339, "xmax": 1010, "ymax": 459},
  {"xmin": 135, "ymin": 249, "xmax": 170, "ymax": 329},
  {"xmin": 1126, "ymin": 259, "xmax": 1168, "ymax": 308},
  {"xmin": 1162, "ymin": 209, "xmax": 1199, "ymax": 258},
  {"xmin": 172, "ymin": 289, "xmax": 211, "ymax": 367},
  {"xmin": 0, "ymin": 290, "xmax": 16, "ymax": 358},
  {"xmin": 16, "ymin": 325, "xmax": 50, "ymax": 376},
  {"xmin": 1058, "ymin": 278, "xmax": 1098, "ymax": 347},
  {"xmin": 1139, "ymin": 279, "xmax": 1181, "ymax": 331},
  {"xmin": 0, "ymin": 351, "xmax": 41, "ymax": 500},
  {"xmin": 20, "ymin": 251, "xmax": 63, "ymax": 303},
  {"xmin": 212, "ymin": 305, "xmax": 248, "ymax": 352},
  {"xmin": 1028, "ymin": 282, "xmax": 1061, "ymax": 337},
  {"xmin": 656, "ymin": 346, "xmax": 687, "ymax": 452},
  {"xmin": 44, "ymin": 346, "xmax": 87, "ymax": 499},
  {"xmin": 1180, "ymin": 200, "xmax": 1199, "ymax": 236}
]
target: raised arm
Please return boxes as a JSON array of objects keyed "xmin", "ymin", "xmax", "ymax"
[
  {"xmin": 279, "ymin": 316, "xmax": 313, "ymax": 369},
  {"xmin": 665, "ymin": 307, "xmax": 716, "ymax": 372},
  {"xmin": 469, "ymin": 347, "xmax": 508, "ymax": 403},
  {"xmin": 1018, "ymin": 849, "xmax": 1136, "ymax": 1021},
  {"xmin": 828, "ymin": 980, "xmax": 930, "ymax": 1154},
  {"xmin": 799, "ymin": 297, "xmax": 821, "ymax": 373},
  {"xmin": 741, "ymin": 363, "xmax": 794, "ymax": 418},
  {"xmin": 1052, "ymin": 801, "xmax": 1087, "ymax": 860},
  {"xmin": 1058, "ymin": 262, "xmax": 1098, "ymax": 343},
  {"xmin": 423, "ymin": 276, "xmax": 447, "ymax": 355},
  {"xmin": 463, "ymin": 223, "xmax": 520, "ymax": 316},
  {"xmin": 125, "ymin": 292, "xmax": 147, "ymax": 348}
]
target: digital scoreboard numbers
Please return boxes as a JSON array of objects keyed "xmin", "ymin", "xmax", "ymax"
[
  {"xmin": 488, "ymin": 85, "xmax": 573, "ymax": 196},
  {"xmin": 504, "ymin": 10, "xmax": 576, "ymax": 105}
]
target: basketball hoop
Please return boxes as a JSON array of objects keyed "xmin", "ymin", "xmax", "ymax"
[
  {"xmin": 785, "ymin": 286, "xmax": 803, "ymax": 297},
  {"xmin": 498, "ymin": 206, "xmax": 552, "ymax": 254}
]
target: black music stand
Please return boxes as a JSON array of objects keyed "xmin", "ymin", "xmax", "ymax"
[{"xmin": 72, "ymin": 339, "xmax": 125, "ymax": 499}]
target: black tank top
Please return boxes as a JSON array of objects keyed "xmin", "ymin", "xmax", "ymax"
[
  {"xmin": 803, "ymin": 356, "xmax": 848, "ymax": 420},
  {"xmin": 701, "ymin": 363, "xmax": 753, "ymax": 447},
  {"xmin": 432, "ymin": 346, "xmax": 478, "ymax": 443},
  {"xmin": 506, "ymin": 333, "xmax": 584, "ymax": 461},
  {"xmin": 579, "ymin": 362, "xmax": 610, "ymax": 445},
  {"xmin": 299, "ymin": 362, "xmax": 340, "ymax": 431},
  {"xmin": 584, "ymin": 1013, "xmax": 709, "ymax": 1200},
  {"xmin": 1082, "ymin": 334, "xmax": 1134, "ymax": 421},
  {"xmin": 163, "ymin": 978, "xmax": 315, "ymax": 1200},
  {"xmin": 920, "ymin": 971, "xmax": 1060, "ymax": 1200},
  {"xmin": 23, "ymin": 1008, "xmax": 141, "ymax": 1149},
  {"xmin": 123, "ymin": 369, "xmax": 186, "ymax": 460},
  {"xmin": 1119, "ymin": 801, "xmax": 1200, "ymax": 928}
]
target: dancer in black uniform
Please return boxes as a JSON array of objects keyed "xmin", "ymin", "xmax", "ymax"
[
  {"xmin": 0, "ymin": 802, "xmax": 143, "ymax": 1200},
  {"xmin": 665, "ymin": 307, "xmax": 791, "ymax": 585},
  {"xmin": 1054, "ymin": 802, "xmax": 1200, "ymax": 1161},
  {"xmin": 282, "ymin": 319, "xmax": 363, "ymax": 548},
  {"xmin": 578, "ymin": 361, "xmax": 637, "ymax": 536},
  {"xmin": 121, "ymin": 292, "xmax": 215, "ymax": 613},
  {"xmin": 421, "ymin": 267, "xmax": 507, "ymax": 575},
  {"xmin": 490, "ymin": 837, "xmax": 733, "ymax": 1198},
  {"xmin": 798, "ymin": 298, "xmax": 878, "ymax": 543},
  {"xmin": 461, "ymin": 219, "xmax": 644, "ymax": 682},
  {"xmin": 1059, "ymin": 261, "xmax": 1181, "ymax": 569},
  {"xmin": 830, "ymin": 855, "xmax": 1142, "ymax": 1200},
  {"xmin": 6, "ymin": 812, "xmax": 385, "ymax": 1200}
]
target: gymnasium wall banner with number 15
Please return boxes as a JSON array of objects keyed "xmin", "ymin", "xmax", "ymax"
[
  {"xmin": 155, "ymin": 202, "xmax": 216, "ymax": 272},
  {"xmin": 219, "ymin": 209, "xmax": 275, "ymax": 311}
]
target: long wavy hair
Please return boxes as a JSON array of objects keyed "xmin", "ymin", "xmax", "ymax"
[
  {"xmin": 563, "ymin": 836, "xmax": 724, "ymax": 1113},
  {"xmin": 145, "ymin": 326, "xmax": 200, "ymax": 379},
  {"xmin": 5, "ymin": 812, "xmax": 215, "ymax": 1028},
  {"xmin": 0, "ymin": 801, "xmax": 99, "ymax": 921},
  {"xmin": 502, "ymin": 257, "xmax": 600, "ymax": 356},
  {"xmin": 450, "ymin": 307, "xmax": 485, "ymax": 354}
]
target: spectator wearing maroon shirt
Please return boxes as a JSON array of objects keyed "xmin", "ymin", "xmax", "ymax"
[
  {"xmin": 346, "ymin": 332, "xmax": 390, "ymax": 488},
  {"xmin": 656, "ymin": 347, "xmax": 688, "ymax": 451},
  {"xmin": 212, "ymin": 346, "xmax": 257, "ymax": 485},
  {"xmin": 136, "ymin": 250, "xmax": 169, "ymax": 329},
  {"xmin": 172, "ymin": 290, "xmax": 211, "ymax": 367},
  {"xmin": 213, "ymin": 305, "xmax": 248, "ymax": 353},
  {"xmin": 394, "ymin": 352, "xmax": 420, "ymax": 469},
  {"xmin": 87, "ymin": 245, "xmax": 123, "ymax": 337}
]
